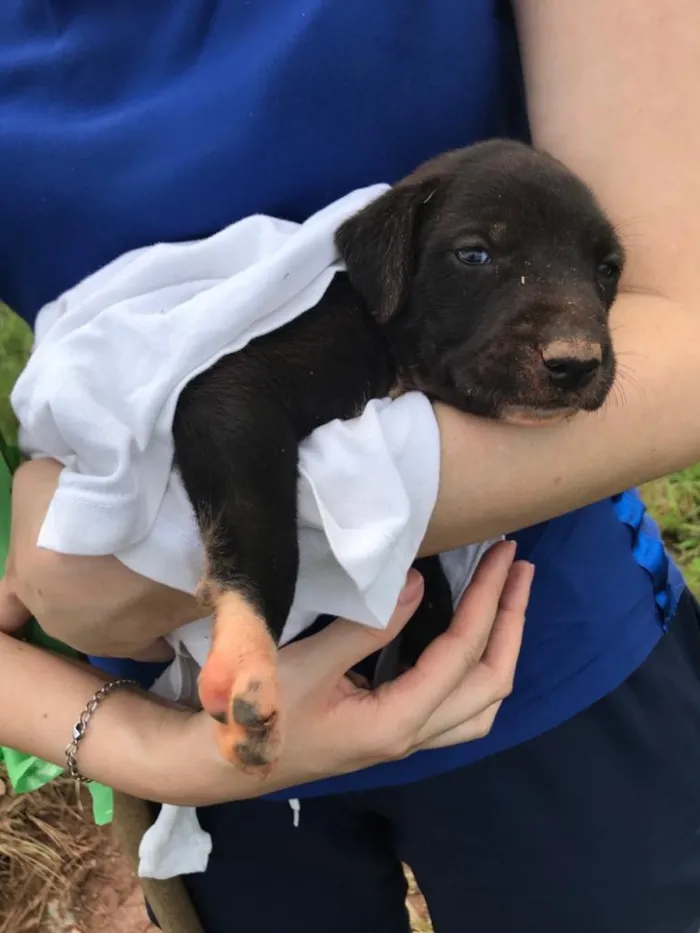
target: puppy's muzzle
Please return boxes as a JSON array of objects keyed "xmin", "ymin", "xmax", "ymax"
[{"xmin": 539, "ymin": 339, "xmax": 602, "ymax": 392}]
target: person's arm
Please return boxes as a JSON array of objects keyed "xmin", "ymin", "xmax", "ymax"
[
  {"xmin": 0, "ymin": 543, "xmax": 532, "ymax": 805},
  {"xmin": 422, "ymin": 0, "xmax": 700, "ymax": 554},
  {"xmin": 2, "ymin": 1, "xmax": 697, "ymax": 651}
]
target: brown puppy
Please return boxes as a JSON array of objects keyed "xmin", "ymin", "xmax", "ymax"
[{"xmin": 172, "ymin": 139, "xmax": 624, "ymax": 772}]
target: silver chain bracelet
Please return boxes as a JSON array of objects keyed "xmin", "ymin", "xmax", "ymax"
[{"xmin": 65, "ymin": 679, "xmax": 139, "ymax": 783}]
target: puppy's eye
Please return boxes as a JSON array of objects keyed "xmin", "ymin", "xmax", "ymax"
[
  {"xmin": 455, "ymin": 247, "xmax": 491, "ymax": 266},
  {"xmin": 597, "ymin": 259, "xmax": 621, "ymax": 281}
]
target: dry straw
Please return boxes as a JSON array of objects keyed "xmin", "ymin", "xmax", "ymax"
[{"xmin": 0, "ymin": 769, "xmax": 109, "ymax": 933}]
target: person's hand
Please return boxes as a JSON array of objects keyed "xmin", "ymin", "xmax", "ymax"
[
  {"xmin": 173, "ymin": 539, "xmax": 532, "ymax": 804},
  {"xmin": 0, "ymin": 458, "xmax": 201, "ymax": 660},
  {"xmin": 1, "ymin": 532, "xmax": 530, "ymax": 805}
]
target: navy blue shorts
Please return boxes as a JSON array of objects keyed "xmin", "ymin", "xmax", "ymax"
[{"xmin": 150, "ymin": 590, "xmax": 700, "ymax": 933}]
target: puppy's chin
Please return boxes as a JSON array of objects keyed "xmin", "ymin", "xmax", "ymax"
[{"xmin": 498, "ymin": 406, "xmax": 578, "ymax": 428}]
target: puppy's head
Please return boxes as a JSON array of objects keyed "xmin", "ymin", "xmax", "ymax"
[{"xmin": 336, "ymin": 139, "xmax": 624, "ymax": 425}]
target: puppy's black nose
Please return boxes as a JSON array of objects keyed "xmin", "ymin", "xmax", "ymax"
[{"xmin": 540, "ymin": 340, "xmax": 602, "ymax": 392}]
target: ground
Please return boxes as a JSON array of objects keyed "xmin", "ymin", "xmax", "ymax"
[
  {"xmin": 0, "ymin": 776, "xmax": 157, "ymax": 933},
  {"xmin": 0, "ymin": 304, "xmax": 698, "ymax": 932}
]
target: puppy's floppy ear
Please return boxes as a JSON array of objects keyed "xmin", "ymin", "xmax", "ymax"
[{"xmin": 335, "ymin": 179, "xmax": 437, "ymax": 323}]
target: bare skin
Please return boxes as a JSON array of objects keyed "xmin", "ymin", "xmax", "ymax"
[
  {"xmin": 0, "ymin": 0, "xmax": 698, "ymax": 799},
  {"xmin": 0, "ymin": 544, "xmax": 531, "ymax": 805}
]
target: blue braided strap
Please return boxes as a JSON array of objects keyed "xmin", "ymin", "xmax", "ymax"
[{"xmin": 612, "ymin": 490, "xmax": 680, "ymax": 628}]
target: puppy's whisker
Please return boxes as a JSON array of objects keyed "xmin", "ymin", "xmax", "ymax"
[{"xmin": 612, "ymin": 215, "xmax": 652, "ymax": 241}]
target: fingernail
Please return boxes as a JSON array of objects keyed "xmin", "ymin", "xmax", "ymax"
[
  {"xmin": 510, "ymin": 560, "xmax": 535, "ymax": 587},
  {"xmin": 399, "ymin": 569, "xmax": 424, "ymax": 604}
]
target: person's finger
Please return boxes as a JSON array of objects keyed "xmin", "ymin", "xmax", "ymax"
[
  {"xmin": 491, "ymin": 554, "xmax": 534, "ymax": 617},
  {"xmin": 419, "ymin": 700, "xmax": 503, "ymax": 749},
  {"xmin": 371, "ymin": 541, "xmax": 518, "ymax": 735},
  {"xmin": 414, "ymin": 560, "xmax": 533, "ymax": 745},
  {"xmin": 284, "ymin": 569, "xmax": 425, "ymax": 684},
  {"xmin": 438, "ymin": 540, "xmax": 520, "ymax": 657},
  {"xmin": 479, "ymin": 558, "xmax": 532, "ymax": 671},
  {"xmin": 0, "ymin": 576, "xmax": 31, "ymax": 633}
]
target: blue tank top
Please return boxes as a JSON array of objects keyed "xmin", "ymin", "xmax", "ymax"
[{"xmin": 0, "ymin": 0, "xmax": 685, "ymax": 797}]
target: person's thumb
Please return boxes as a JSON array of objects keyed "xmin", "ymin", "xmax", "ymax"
[
  {"xmin": 294, "ymin": 569, "xmax": 425, "ymax": 682},
  {"xmin": 0, "ymin": 576, "xmax": 32, "ymax": 634}
]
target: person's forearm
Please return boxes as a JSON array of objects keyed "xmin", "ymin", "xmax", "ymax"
[
  {"xmin": 515, "ymin": 1, "xmax": 700, "ymax": 315},
  {"xmin": 0, "ymin": 553, "xmax": 532, "ymax": 808},
  {"xmin": 0, "ymin": 632, "xmax": 245, "ymax": 805},
  {"xmin": 422, "ymin": 293, "xmax": 700, "ymax": 554},
  {"xmin": 421, "ymin": 0, "xmax": 700, "ymax": 557}
]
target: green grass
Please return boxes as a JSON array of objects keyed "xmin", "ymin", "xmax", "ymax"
[
  {"xmin": 0, "ymin": 302, "xmax": 698, "ymax": 595},
  {"xmin": 0, "ymin": 303, "xmax": 32, "ymax": 447},
  {"xmin": 641, "ymin": 468, "xmax": 700, "ymax": 596}
]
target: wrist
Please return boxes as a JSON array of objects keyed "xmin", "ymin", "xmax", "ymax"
[
  {"xmin": 136, "ymin": 709, "xmax": 239, "ymax": 806},
  {"xmin": 66, "ymin": 679, "xmax": 140, "ymax": 782},
  {"xmin": 75, "ymin": 684, "xmax": 196, "ymax": 802}
]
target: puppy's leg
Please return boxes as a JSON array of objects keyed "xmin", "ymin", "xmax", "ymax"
[
  {"xmin": 174, "ymin": 384, "xmax": 300, "ymax": 773},
  {"xmin": 196, "ymin": 584, "xmax": 283, "ymax": 773}
]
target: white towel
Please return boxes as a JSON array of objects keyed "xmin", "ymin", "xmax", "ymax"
[{"xmin": 11, "ymin": 183, "xmax": 497, "ymax": 878}]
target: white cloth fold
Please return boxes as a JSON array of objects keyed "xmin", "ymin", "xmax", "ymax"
[
  {"xmin": 137, "ymin": 804, "xmax": 213, "ymax": 880},
  {"xmin": 11, "ymin": 183, "xmax": 497, "ymax": 878}
]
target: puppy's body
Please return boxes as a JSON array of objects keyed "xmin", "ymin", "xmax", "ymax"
[
  {"xmin": 172, "ymin": 139, "xmax": 624, "ymax": 770},
  {"xmin": 175, "ymin": 274, "xmax": 398, "ymax": 651}
]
